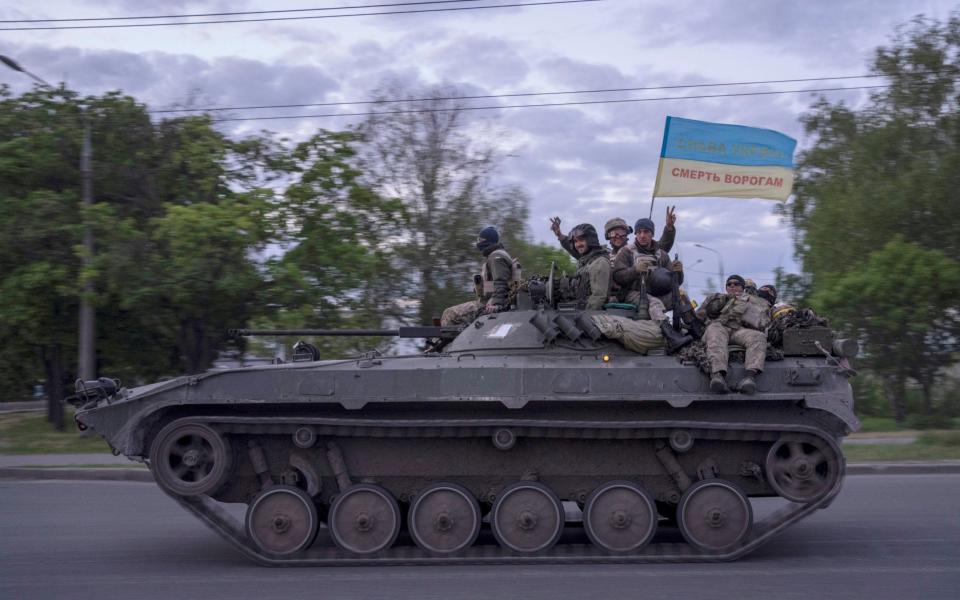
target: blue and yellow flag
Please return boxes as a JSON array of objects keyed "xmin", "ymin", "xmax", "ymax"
[{"xmin": 653, "ymin": 117, "xmax": 797, "ymax": 201}]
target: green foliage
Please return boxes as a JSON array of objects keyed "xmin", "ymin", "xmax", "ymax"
[
  {"xmin": 856, "ymin": 416, "xmax": 902, "ymax": 432},
  {"xmin": 782, "ymin": 15, "xmax": 960, "ymax": 421},
  {"xmin": 509, "ymin": 239, "xmax": 577, "ymax": 278},
  {"xmin": 0, "ymin": 81, "xmax": 544, "ymax": 404},
  {"xmin": 906, "ymin": 413, "xmax": 957, "ymax": 430}
]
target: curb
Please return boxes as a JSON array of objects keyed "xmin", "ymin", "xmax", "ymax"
[
  {"xmin": 846, "ymin": 461, "xmax": 960, "ymax": 475},
  {"xmin": 0, "ymin": 467, "xmax": 154, "ymax": 482}
]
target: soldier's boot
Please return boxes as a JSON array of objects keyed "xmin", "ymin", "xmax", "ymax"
[
  {"xmin": 737, "ymin": 370, "xmax": 758, "ymax": 395},
  {"xmin": 710, "ymin": 371, "xmax": 728, "ymax": 394},
  {"xmin": 659, "ymin": 321, "xmax": 693, "ymax": 354}
]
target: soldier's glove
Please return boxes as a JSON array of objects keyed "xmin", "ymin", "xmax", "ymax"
[
  {"xmin": 670, "ymin": 260, "xmax": 684, "ymax": 273},
  {"xmin": 634, "ymin": 255, "xmax": 657, "ymax": 273}
]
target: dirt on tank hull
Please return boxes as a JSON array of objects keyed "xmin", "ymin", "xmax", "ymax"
[{"xmin": 71, "ymin": 306, "xmax": 858, "ymax": 564}]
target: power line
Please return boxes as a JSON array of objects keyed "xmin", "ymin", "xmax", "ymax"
[
  {"xmin": 208, "ymin": 84, "xmax": 886, "ymax": 123},
  {"xmin": 0, "ymin": 0, "xmax": 602, "ymax": 31},
  {"xmin": 0, "ymin": 1, "xmax": 492, "ymax": 23},
  {"xmin": 152, "ymin": 74, "xmax": 890, "ymax": 114}
]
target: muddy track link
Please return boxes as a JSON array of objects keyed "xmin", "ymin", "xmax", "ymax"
[{"xmin": 151, "ymin": 416, "xmax": 845, "ymax": 565}]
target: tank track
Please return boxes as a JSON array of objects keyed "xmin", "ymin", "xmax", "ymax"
[{"xmin": 152, "ymin": 416, "xmax": 845, "ymax": 566}]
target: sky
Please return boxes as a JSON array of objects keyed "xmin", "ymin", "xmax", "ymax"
[{"xmin": 1, "ymin": 0, "xmax": 955, "ymax": 298}]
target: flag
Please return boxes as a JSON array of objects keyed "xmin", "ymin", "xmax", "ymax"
[{"xmin": 652, "ymin": 116, "xmax": 797, "ymax": 201}]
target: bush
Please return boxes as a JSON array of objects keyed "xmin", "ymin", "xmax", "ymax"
[
  {"xmin": 852, "ymin": 376, "xmax": 888, "ymax": 418},
  {"xmin": 917, "ymin": 430, "xmax": 960, "ymax": 446},
  {"xmin": 905, "ymin": 412, "xmax": 956, "ymax": 430}
]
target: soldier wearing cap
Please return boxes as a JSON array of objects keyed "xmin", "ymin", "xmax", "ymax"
[
  {"xmin": 612, "ymin": 208, "xmax": 683, "ymax": 309},
  {"xmin": 699, "ymin": 275, "xmax": 776, "ymax": 394},
  {"xmin": 440, "ymin": 226, "xmax": 515, "ymax": 327}
]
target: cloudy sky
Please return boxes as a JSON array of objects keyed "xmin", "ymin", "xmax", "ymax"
[{"xmin": 1, "ymin": 0, "xmax": 955, "ymax": 298}]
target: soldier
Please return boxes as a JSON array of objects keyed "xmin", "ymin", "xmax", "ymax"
[
  {"xmin": 561, "ymin": 223, "xmax": 610, "ymax": 310},
  {"xmin": 592, "ymin": 267, "xmax": 691, "ymax": 354},
  {"xmin": 758, "ymin": 284, "xmax": 777, "ymax": 307},
  {"xmin": 601, "ymin": 217, "xmax": 633, "ymax": 302},
  {"xmin": 612, "ymin": 215, "xmax": 683, "ymax": 310},
  {"xmin": 440, "ymin": 226, "xmax": 514, "ymax": 327},
  {"xmin": 700, "ymin": 275, "xmax": 775, "ymax": 394}
]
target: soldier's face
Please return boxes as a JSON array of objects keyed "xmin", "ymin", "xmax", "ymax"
[
  {"xmin": 635, "ymin": 228, "xmax": 653, "ymax": 247},
  {"xmin": 608, "ymin": 228, "xmax": 628, "ymax": 249},
  {"xmin": 573, "ymin": 235, "xmax": 589, "ymax": 255}
]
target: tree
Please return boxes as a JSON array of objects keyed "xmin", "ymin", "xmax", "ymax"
[
  {"xmin": 356, "ymin": 84, "xmax": 530, "ymax": 325},
  {"xmin": 256, "ymin": 130, "xmax": 407, "ymax": 356},
  {"xmin": 812, "ymin": 238, "xmax": 960, "ymax": 421},
  {"xmin": 0, "ymin": 88, "xmax": 290, "ymax": 404},
  {"xmin": 780, "ymin": 15, "xmax": 960, "ymax": 419}
]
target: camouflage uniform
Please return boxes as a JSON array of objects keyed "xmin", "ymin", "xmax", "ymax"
[
  {"xmin": 440, "ymin": 243, "xmax": 514, "ymax": 327},
  {"xmin": 701, "ymin": 292, "xmax": 773, "ymax": 373},
  {"xmin": 591, "ymin": 314, "xmax": 663, "ymax": 354},
  {"xmin": 612, "ymin": 240, "xmax": 681, "ymax": 309},
  {"xmin": 571, "ymin": 248, "xmax": 611, "ymax": 310}
]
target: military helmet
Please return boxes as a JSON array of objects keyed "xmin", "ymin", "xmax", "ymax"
[
  {"xmin": 476, "ymin": 226, "xmax": 500, "ymax": 251},
  {"xmin": 568, "ymin": 223, "xmax": 601, "ymax": 250},
  {"xmin": 772, "ymin": 303, "xmax": 795, "ymax": 320},
  {"xmin": 603, "ymin": 217, "xmax": 632, "ymax": 239},
  {"xmin": 759, "ymin": 284, "xmax": 778, "ymax": 305},
  {"xmin": 648, "ymin": 267, "xmax": 674, "ymax": 296}
]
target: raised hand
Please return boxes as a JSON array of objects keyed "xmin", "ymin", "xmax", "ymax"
[
  {"xmin": 665, "ymin": 205, "xmax": 677, "ymax": 228},
  {"xmin": 549, "ymin": 216, "xmax": 563, "ymax": 238}
]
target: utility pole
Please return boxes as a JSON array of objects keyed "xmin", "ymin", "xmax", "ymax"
[{"xmin": 78, "ymin": 116, "xmax": 95, "ymax": 382}]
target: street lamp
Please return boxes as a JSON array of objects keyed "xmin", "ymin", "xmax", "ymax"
[
  {"xmin": 2, "ymin": 55, "xmax": 96, "ymax": 387},
  {"xmin": 694, "ymin": 243, "xmax": 724, "ymax": 289},
  {"xmin": 0, "ymin": 55, "xmax": 50, "ymax": 87}
]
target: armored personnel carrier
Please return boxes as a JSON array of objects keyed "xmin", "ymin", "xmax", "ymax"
[{"xmin": 70, "ymin": 288, "xmax": 858, "ymax": 565}]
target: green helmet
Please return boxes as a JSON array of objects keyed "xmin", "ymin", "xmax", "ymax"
[{"xmin": 603, "ymin": 217, "xmax": 632, "ymax": 239}]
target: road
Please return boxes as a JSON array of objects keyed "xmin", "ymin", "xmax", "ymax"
[{"xmin": 1, "ymin": 475, "xmax": 958, "ymax": 600}]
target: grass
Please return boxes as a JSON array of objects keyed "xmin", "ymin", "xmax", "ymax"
[
  {"xmin": 844, "ymin": 430, "xmax": 960, "ymax": 462},
  {"xmin": 0, "ymin": 411, "xmax": 111, "ymax": 455}
]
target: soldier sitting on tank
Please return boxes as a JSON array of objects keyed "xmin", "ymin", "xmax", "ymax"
[
  {"xmin": 700, "ymin": 275, "xmax": 776, "ymax": 395},
  {"xmin": 590, "ymin": 266, "xmax": 692, "ymax": 355},
  {"xmin": 590, "ymin": 293, "xmax": 666, "ymax": 355},
  {"xmin": 612, "ymin": 215, "xmax": 683, "ymax": 311},
  {"xmin": 557, "ymin": 223, "xmax": 611, "ymax": 310},
  {"xmin": 440, "ymin": 226, "xmax": 514, "ymax": 327}
]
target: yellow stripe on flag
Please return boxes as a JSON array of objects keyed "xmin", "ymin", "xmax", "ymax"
[{"xmin": 654, "ymin": 157, "xmax": 794, "ymax": 201}]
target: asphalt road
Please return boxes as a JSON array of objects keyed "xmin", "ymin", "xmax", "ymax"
[{"xmin": 1, "ymin": 475, "xmax": 958, "ymax": 600}]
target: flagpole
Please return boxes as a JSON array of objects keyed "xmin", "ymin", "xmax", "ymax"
[{"xmin": 649, "ymin": 159, "xmax": 664, "ymax": 218}]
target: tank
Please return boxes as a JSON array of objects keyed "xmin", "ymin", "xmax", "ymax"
[{"xmin": 69, "ymin": 293, "xmax": 859, "ymax": 565}]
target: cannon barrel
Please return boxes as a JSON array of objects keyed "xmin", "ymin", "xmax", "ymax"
[{"xmin": 229, "ymin": 327, "xmax": 460, "ymax": 339}]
